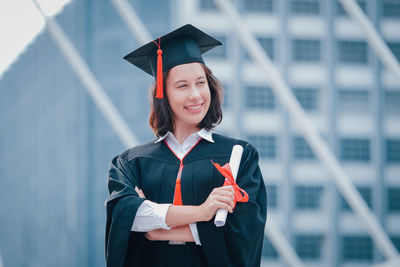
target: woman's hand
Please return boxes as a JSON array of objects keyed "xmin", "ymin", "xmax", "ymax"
[
  {"xmin": 145, "ymin": 229, "xmax": 165, "ymax": 241},
  {"xmin": 199, "ymin": 185, "xmax": 235, "ymax": 222},
  {"xmin": 164, "ymin": 186, "xmax": 235, "ymax": 227},
  {"xmin": 145, "ymin": 226, "xmax": 194, "ymax": 242},
  {"xmin": 135, "ymin": 186, "xmax": 145, "ymax": 198}
]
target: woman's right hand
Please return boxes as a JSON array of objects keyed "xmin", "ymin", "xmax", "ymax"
[{"xmin": 199, "ymin": 185, "xmax": 235, "ymax": 222}]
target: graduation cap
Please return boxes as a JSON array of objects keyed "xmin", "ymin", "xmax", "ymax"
[{"xmin": 123, "ymin": 24, "xmax": 222, "ymax": 99}]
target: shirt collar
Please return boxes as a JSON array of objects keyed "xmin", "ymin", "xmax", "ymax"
[{"xmin": 154, "ymin": 128, "xmax": 214, "ymax": 144}]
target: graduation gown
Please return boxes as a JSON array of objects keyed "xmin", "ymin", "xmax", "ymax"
[{"xmin": 105, "ymin": 133, "xmax": 267, "ymax": 267}]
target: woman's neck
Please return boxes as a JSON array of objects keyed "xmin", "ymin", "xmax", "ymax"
[{"xmin": 173, "ymin": 124, "xmax": 200, "ymax": 145}]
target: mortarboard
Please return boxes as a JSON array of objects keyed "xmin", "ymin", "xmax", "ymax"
[{"xmin": 123, "ymin": 24, "xmax": 222, "ymax": 99}]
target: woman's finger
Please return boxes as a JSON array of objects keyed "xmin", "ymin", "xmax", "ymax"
[
  {"xmin": 211, "ymin": 187, "xmax": 235, "ymax": 199},
  {"xmin": 135, "ymin": 186, "xmax": 146, "ymax": 198},
  {"xmin": 212, "ymin": 195, "xmax": 235, "ymax": 209}
]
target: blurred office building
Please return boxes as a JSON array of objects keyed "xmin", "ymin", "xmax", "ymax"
[{"xmin": 0, "ymin": 0, "xmax": 399, "ymax": 266}]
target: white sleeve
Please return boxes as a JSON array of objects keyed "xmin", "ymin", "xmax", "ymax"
[
  {"xmin": 131, "ymin": 200, "xmax": 172, "ymax": 232},
  {"xmin": 189, "ymin": 223, "xmax": 202, "ymax": 245}
]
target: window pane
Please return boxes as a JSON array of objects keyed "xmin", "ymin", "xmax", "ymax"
[
  {"xmin": 342, "ymin": 236, "xmax": 373, "ymax": 261},
  {"xmin": 295, "ymin": 186, "xmax": 323, "ymax": 209},
  {"xmin": 267, "ymin": 184, "xmax": 277, "ymax": 208},
  {"xmin": 390, "ymin": 236, "xmax": 400, "ymax": 252},
  {"xmin": 221, "ymin": 83, "xmax": 229, "ymax": 109},
  {"xmin": 388, "ymin": 42, "xmax": 400, "ymax": 62},
  {"xmin": 292, "ymin": 39, "xmax": 321, "ymax": 62},
  {"xmin": 385, "ymin": 91, "xmax": 400, "ymax": 116},
  {"xmin": 245, "ymin": 0, "xmax": 274, "ymax": 12},
  {"xmin": 340, "ymin": 138, "xmax": 370, "ymax": 162},
  {"xmin": 293, "ymin": 136, "xmax": 315, "ymax": 160},
  {"xmin": 247, "ymin": 135, "xmax": 276, "ymax": 159},
  {"xmin": 293, "ymin": 87, "xmax": 318, "ymax": 111},
  {"xmin": 245, "ymin": 86, "xmax": 275, "ymax": 109},
  {"xmin": 337, "ymin": 0, "xmax": 366, "ymax": 16},
  {"xmin": 245, "ymin": 37, "xmax": 275, "ymax": 60},
  {"xmin": 338, "ymin": 89, "xmax": 370, "ymax": 113},
  {"xmin": 338, "ymin": 41, "xmax": 368, "ymax": 64},
  {"xmin": 342, "ymin": 187, "xmax": 372, "ymax": 211},
  {"xmin": 388, "ymin": 187, "xmax": 400, "ymax": 212},
  {"xmin": 382, "ymin": 0, "xmax": 400, "ymax": 17},
  {"xmin": 387, "ymin": 139, "xmax": 400, "ymax": 163},
  {"xmin": 204, "ymin": 35, "xmax": 226, "ymax": 59},
  {"xmin": 291, "ymin": 0, "xmax": 320, "ymax": 15},
  {"xmin": 295, "ymin": 234, "xmax": 323, "ymax": 259},
  {"xmin": 262, "ymin": 235, "xmax": 278, "ymax": 258},
  {"xmin": 199, "ymin": 0, "xmax": 217, "ymax": 10}
]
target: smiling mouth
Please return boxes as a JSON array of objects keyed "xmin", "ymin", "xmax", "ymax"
[{"xmin": 184, "ymin": 103, "xmax": 203, "ymax": 111}]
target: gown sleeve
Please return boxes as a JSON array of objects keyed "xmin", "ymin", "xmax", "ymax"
[
  {"xmin": 197, "ymin": 143, "xmax": 267, "ymax": 267},
  {"xmin": 105, "ymin": 154, "xmax": 145, "ymax": 267}
]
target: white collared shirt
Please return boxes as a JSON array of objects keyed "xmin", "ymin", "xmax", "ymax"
[{"xmin": 131, "ymin": 129, "xmax": 214, "ymax": 245}]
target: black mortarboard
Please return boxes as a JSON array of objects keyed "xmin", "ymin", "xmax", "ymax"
[{"xmin": 123, "ymin": 24, "xmax": 222, "ymax": 98}]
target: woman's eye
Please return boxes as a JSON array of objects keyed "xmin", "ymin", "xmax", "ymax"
[
  {"xmin": 198, "ymin": 81, "xmax": 206, "ymax": 85},
  {"xmin": 177, "ymin": 84, "xmax": 187, "ymax": 88}
]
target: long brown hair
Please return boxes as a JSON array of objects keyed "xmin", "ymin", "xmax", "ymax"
[{"xmin": 148, "ymin": 64, "xmax": 223, "ymax": 137}]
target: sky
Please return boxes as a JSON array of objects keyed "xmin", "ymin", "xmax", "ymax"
[{"xmin": 0, "ymin": 0, "xmax": 71, "ymax": 79}]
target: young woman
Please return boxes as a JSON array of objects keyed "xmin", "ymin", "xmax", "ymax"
[{"xmin": 105, "ymin": 24, "xmax": 267, "ymax": 267}]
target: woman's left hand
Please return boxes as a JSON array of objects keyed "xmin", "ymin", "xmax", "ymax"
[
  {"xmin": 145, "ymin": 226, "xmax": 194, "ymax": 242},
  {"xmin": 145, "ymin": 229, "xmax": 166, "ymax": 241}
]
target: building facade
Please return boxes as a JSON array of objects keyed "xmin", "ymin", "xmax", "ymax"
[
  {"xmin": 179, "ymin": 0, "xmax": 400, "ymax": 266},
  {"xmin": 0, "ymin": 0, "xmax": 399, "ymax": 266}
]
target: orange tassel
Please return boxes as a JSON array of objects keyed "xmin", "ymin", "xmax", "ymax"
[
  {"xmin": 156, "ymin": 48, "xmax": 163, "ymax": 98},
  {"xmin": 173, "ymin": 179, "xmax": 182, "ymax": 205}
]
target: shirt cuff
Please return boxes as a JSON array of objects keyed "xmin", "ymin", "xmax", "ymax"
[
  {"xmin": 131, "ymin": 200, "xmax": 171, "ymax": 232},
  {"xmin": 189, "ymin": 223, "xmax": 201, "ymax": 245}
]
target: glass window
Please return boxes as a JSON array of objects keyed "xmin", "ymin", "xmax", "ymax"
[
  {"xmin": 382, "ymin": 0, "xmax": 400, "ymax": 17},
  {"xmin": 388, "ymin": 187, "xmax": 400, "ymax": 212},
  {"xmin": 245, "ymin": 86, "xmax": 275, "ymax": 110},
  {"xmin": 295, "ymin": 186, "xmax": 323, "ymax": 209},
  {"xmin": 390, "ymin": 236, "xmax": 400, "ymax": 252},
  {"xmin": 262, "ymin": 235, "xmax": 278, "ymax": 258},
  {"xmin": 247, "ymin": 135, "xmax": 276, "ymax": 159},
  {"xmin": 342, "ymin": 236, "xmax": 373, "ymax": 261},
  {"xmin": 267, "ymin": 184, "xmax": 277, "ymax": 208},
  {"xmin": 245, "ymin": 37, "xmax": 275, "ymax": 61},
  {"xmin": 388, "ymin": 42, "xmax": 400, "ymax": 62},
  {"xmin": 295, "ymin": 234, "xmax": 323, "ymax": 259},
  {"xmin": 293, "ymin": 136, "xmax": 315, "ymax": 160},
  {"xmin": 221, "ymin": 83, "xmax": 229, "ymax": 109},
  {"xmin": 291, "ymin": 0, "xmax": 320, "ymax": 15},
  {"xmin": 387, "ymin": 139, "xmax": 400, "ymax": 163},
  {"xmin": 244, "ymin": 0, "xmax": 274, "ymax": 13},
  {"xmin": 338, "ymin": 41, "xmax": 368, "ymax": 64},
  {"xmin": 385, "ymin": 91, "xmax": 400, "ymax": 116},
  {"xmin": 337, "ymin": 0, "xmax": 366, "ymax": 16},
  {"xmin": 204, "ymin": 35, "xmax": 226, "ymax": 59},
  {"xmin": 293, "ymin": 87, "xmax": 318, "ymax": 111},
  {"xmin": 199, "ymin": 0, "xmax": 217, "ymax": 11},
  {"xmin": 292, "ymin": 39, "xmax": 321, "ymax": 62},
  {"xmin": 342, "ymin": 186, "xmax": 372, "ymax": 211},
  {"xmin": 340, "ymin": 138, "xmax": 371, "ymax": 162},
  {"xmin": 338, "ymin": 89, "xmax": 370, "ymax": 113}
]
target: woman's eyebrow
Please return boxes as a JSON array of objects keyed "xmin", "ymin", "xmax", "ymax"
[
  {"xmin": 174, "ymin": 80, "xmax": 187, "ymax": 85},
  {"xmin": 174, "ymin": 76, "xmax": 205, "ymax": 85}
]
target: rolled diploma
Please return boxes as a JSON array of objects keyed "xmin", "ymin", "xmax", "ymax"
[{"xmin": 214, "ymin": 144, "xmax": 243, "ymax": 227}]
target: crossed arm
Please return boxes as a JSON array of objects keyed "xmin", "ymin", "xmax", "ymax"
[{"xmin": 135, "ymin": 185, "xmax": 235, "ymax": 242}]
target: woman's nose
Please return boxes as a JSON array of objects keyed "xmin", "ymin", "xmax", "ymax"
[{"xmin": 188, "ymin": 85, "xmax": 201, "ymax": 100}]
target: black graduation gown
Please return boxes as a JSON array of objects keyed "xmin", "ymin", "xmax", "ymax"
[{"xmin": 105, "ymin": 133, "xmax": 267, "ymax": 267}]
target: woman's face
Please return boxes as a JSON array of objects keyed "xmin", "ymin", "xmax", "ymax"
[{"xmin": 165, "ymin": 62, "xmax": 211, "ymax": 131}]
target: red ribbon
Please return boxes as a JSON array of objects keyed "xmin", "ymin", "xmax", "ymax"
[{"xmin": 211, "ymin": 161, "xmax": 249, "ymax": 206}]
